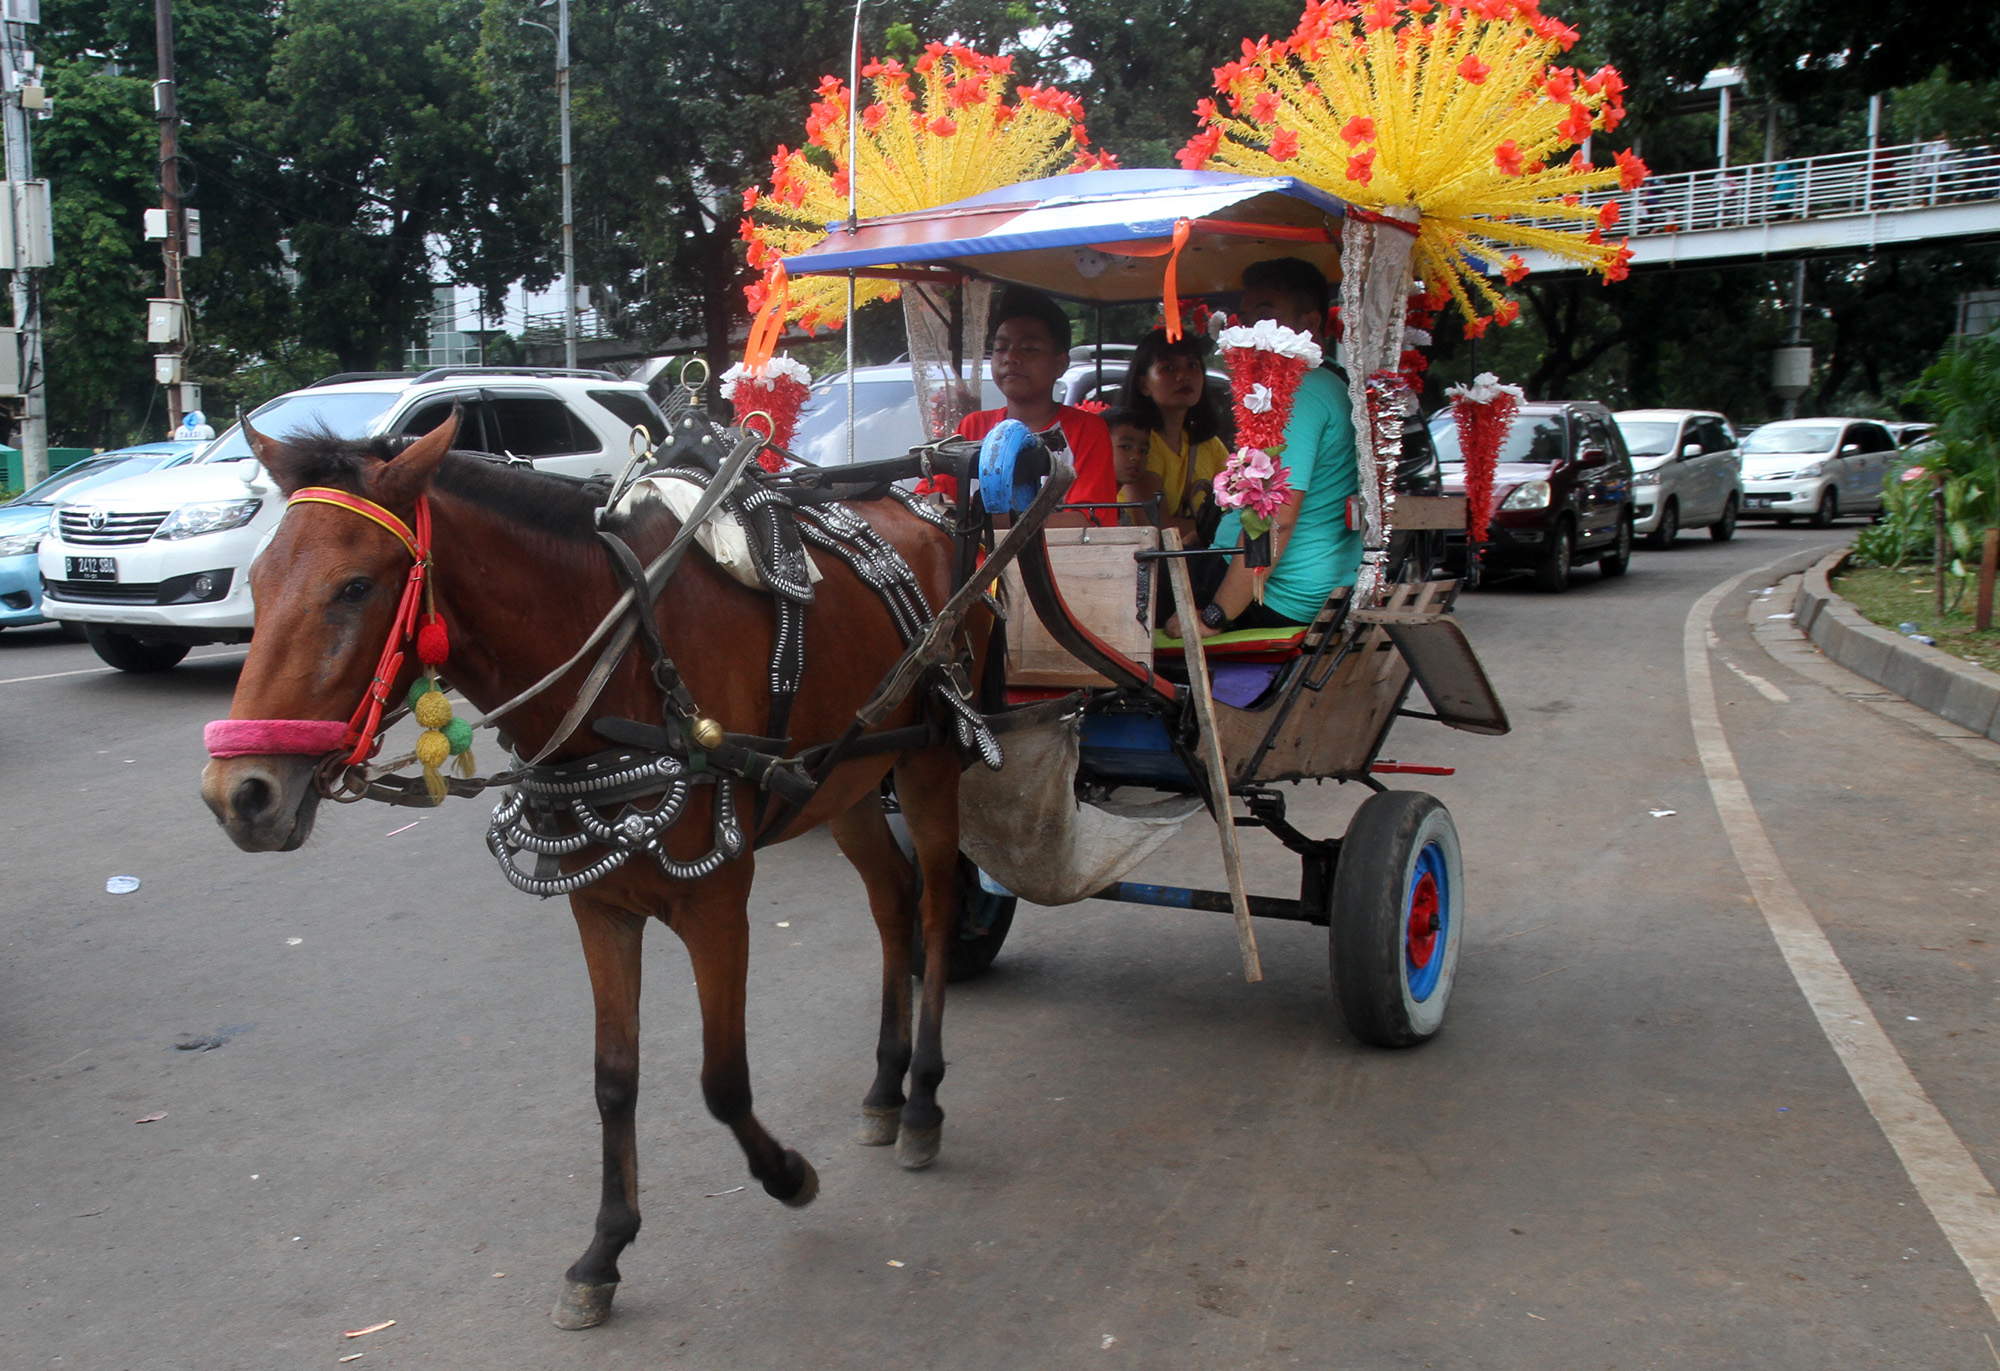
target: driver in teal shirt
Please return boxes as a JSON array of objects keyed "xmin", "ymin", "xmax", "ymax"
[{"xmin": 1169, "ymin": 257, "xmax": 1361, "ymax": 637}]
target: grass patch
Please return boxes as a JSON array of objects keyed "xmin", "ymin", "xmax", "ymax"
[{"xmin": 1834, "ymin": 563, "xmax": 2000, "ymax": 673}]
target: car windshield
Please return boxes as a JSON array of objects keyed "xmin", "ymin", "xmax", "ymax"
[
  {"xmin": 792, "ymin": 371, "xmax": 1002, "ymax": 466},
  {"xmin": 7, "ymin": 456, "xmax": 166, "ymax": 505},
  {"xmin": 1614, "ymin": 420, "xmax": 1679, "ymax": 456},
  {"xmin": 1432, "ymin": 413, "xmax": 1567, "ymax": 466},
  {"xmin": 1743, "ymin": 425, "xmax": 1838, "ymax": 455},
  {"xmin": 196, "ymin": 392, "xmax": 400, "ymax": 463}
]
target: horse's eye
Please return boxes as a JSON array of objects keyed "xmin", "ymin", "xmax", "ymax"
[{"xmin": 337, "ymin": 577, "xmax": 373, "ymax": 604}]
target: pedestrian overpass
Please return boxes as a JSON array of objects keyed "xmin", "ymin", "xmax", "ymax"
[{"xmin": 1511, "ymin": 141, "xmax": 2000, "ymax": 276}]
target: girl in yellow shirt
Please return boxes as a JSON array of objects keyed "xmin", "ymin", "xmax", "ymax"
[{"xmin": 1117, "ymin": 327, "xmax": 1231, "ymax": 544}]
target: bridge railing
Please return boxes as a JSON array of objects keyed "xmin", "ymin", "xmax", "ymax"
[{"xmin": 1521, "ymin": 141, "xmax": 2000, "ymax": 240}]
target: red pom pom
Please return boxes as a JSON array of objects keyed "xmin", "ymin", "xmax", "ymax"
[{"xmin": 416, "ymin": 613, "xmax": 450, "ymax": 667}]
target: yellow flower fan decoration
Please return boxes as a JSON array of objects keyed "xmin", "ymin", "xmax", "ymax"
[
  {"xmin": 1180, "ymin": 0, "xmax": 1648, "ymax": 331},
  {"xmin": 741, "ymin": 43, "xmax": 1116, "ymax": 331}
]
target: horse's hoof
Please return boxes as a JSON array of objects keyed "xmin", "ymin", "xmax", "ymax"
[
  {"xmin": 896, "ymin": 1123, "xmax": 941, "ymax": 1170},
  {"xmin": 858, "ymin": 1105, "xmax": 901, "ymax": 1146},
  {"xmin": 551, "ymin": 1278, "xmax": 617, "ymax": 1330},
  {"xmin": 769, "ymin": 1148, "xmax": 820, "ymax": 1208}
]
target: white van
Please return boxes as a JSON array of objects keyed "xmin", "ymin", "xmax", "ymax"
[{"xmin": 39, "ymin": 368, "xmax": 665, "ymax": 671}]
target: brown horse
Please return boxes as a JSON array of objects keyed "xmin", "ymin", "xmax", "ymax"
[{"xmin": 201, "ymin": 413, "xmax": 988, "ymax": 1328}]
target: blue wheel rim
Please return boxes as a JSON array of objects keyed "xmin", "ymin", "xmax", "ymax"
[{"xmin": 1404, "ymin": 840, "xmax": 1449, "ymax": 1003}]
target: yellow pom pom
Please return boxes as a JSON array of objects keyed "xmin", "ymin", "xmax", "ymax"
[
  {"xmin": 413, "ymin": 689, "xmax": 454, "ymax": 731},
  {"xmin": 414, "ymin": 728, "xmax": 451, "ymax": 769}
]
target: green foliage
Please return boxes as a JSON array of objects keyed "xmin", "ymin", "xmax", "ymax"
[{"xmin": 1850, "ymin": 472, "xmax": 1934, "ymax": 569}]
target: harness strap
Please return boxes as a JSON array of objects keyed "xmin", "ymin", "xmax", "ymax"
[{"xmin": 290, "ymin": 488, "xmax": 422, "ymax": 560}]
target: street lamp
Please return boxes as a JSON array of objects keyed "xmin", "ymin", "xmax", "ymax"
[{"xmin": 520, "ymin": 0, "xmax": 576, "ymax": 369}]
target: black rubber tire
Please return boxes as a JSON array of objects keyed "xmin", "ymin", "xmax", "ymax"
[
  {"xmin": 58, "ymin": 620, "xmax": 90, "ymax": 642},
  {"xmin": 1598, "ymin": 515, "xmax": 1633, "ymax": 578},
  {"xmin": 1330, "ymin": 790, "xmax": 1464, "ymax": 1048},
  {"xmin": 1808, "ymin": 488, "xmax": 1838, "ymax": 530},
  {"xmin": 1646, "ymin": 498, "xmax": 1679, "ymax": 550},
  {"xmin": 1710, "ymin": 494, "xmax": 1738, "ymax": 541},
  {"xmin": 1532, "ymin": 520, "xmax": 1573, "ymax": 593},
  {"xmin": 84, "ymin": 626, "xmax": 189, "ymax": 673},
  {"xmin": 911, "ymin": 854, "xmax": 1017, "ymax": 982}
]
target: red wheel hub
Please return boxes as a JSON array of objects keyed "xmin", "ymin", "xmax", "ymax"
[{"xmin": 1406, "ymin": 872, "xmax": 1440, "ymax": 968}]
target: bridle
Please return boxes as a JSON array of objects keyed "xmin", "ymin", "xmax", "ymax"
[{"xmin": 202, "ymin": 487, "xmax": 434, "ymax": 767}]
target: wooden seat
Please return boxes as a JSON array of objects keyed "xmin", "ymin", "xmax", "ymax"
[{"xmin": 997, "ymin": 526, "xmax": 1159, "ymax": 688}]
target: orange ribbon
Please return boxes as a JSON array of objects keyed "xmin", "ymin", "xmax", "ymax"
[
  {"xmin": 742, "ymin": 262, "xmax": 789, "ymax": 377},
  {"xmin": 1161, "ymin": 217, "xmax": 1192, "ymax": 342}
]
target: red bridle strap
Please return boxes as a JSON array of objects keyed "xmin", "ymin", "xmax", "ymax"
[{"xmin": 205, "ymin": 488, "xmax": 433, "ymax": 766}]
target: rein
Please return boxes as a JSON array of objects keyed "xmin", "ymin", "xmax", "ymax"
[{"xmin": 203, "ymin": 488, "xmax": 433, "ymax": 767}]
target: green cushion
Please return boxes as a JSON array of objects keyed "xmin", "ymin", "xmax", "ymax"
[{"xmin": 1153, "ymin": 625, "xmax": 1307, "ymax": 652}]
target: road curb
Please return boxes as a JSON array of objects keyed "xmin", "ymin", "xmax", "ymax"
[{"xmin": 1793, "ymin": 550, "xmax": 2000, "ymax": 742}]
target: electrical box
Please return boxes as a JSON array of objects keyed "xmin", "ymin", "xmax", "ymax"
[
  {"xmin": 1770, "ymin": 346, "xmax": 1813, "ymax": 400},
  {"xmin": 184, "ymin": 208, "xmax": 201, "ymax": 258},
  {"xmin": 153, "ymin": 354, "xmax": 184, "ymax": 385},
  {"xmin": 0, "ymin": 327, "xmax": 19, "ymax": 398},
  {"xmin": 143, "ymin": 207, "xmax": 168, "ymax": 240},
  {"xmin": 19, "ymin": 84, "xmax": 44, "ymax": 110},
  {"xmin": 2, "ymin": 1, "xmax": 41, "ymax": 24},
  {"xmin": 6, "ymin": 180, "xmax": 53, "ymax": 268},
  {"xmin": 179, "ymin": 382, "xmax": 201, "ymax": 413},
  {"xmin": 146, "ymin": 298, "xmax": 185, "ymax": 345}
]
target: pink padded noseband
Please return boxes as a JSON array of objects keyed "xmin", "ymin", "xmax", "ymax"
[{"xmin": 204, "ymin": 719, "xmax": 352, "ymax": 758}]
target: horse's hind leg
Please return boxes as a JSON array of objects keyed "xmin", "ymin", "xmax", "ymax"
[
  {"xmin": 829, "ymin": 792, "xmax": 918, "ymax": 1146},
  {"xmin": 674, "ymin": 859, "xmax": 821, "ymax": 1208},
  {"xmin": 893, "ymin": 747, "xmax": 963, "ymax": 1170},
  {"xmin": 553, "ymin": 894, "xmax": 647, "ymax": 1330}
]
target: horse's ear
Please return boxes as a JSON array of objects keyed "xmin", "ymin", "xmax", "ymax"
[
  {"xmin": 244, "ymin": 420, "xmax": 310, "ymax": 495},
  {"xmin": 370, "ymin": 407, "xmax": 458, "ymax": 506}
]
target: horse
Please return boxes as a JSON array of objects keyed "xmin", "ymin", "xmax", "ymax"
[{"xmin": 200, "ymin": 412, "xmax": 990, "ymax": 1329}]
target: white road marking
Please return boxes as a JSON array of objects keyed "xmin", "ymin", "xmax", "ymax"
[
  {"xmin": 1706, "ymin": 626, "xmax": 1791, "ymax": 703},
  {"xmin": 1688, "ymin": 562, "xmax": 2000, "ymax": 1324},
  {"xmin": 0, "ymin": 648, "xmax": 244, "ymax": 687}
]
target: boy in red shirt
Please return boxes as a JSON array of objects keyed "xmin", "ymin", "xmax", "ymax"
[{"xmin": 949, "ymin": 287, "xmax": 1116, "ymax": 525}]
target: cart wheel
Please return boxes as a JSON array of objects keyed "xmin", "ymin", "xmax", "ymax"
[
  {"xmin": 1330, "ymin": 791, "xmax": 1463, "ymax": 1047},
  {"xmin": 911, "ymin": 855, "xmax": 1017, "ymax": 982}
]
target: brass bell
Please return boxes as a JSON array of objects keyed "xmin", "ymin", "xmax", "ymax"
[{"xmin": 690, "ymin": 717, "xmax": 724, "ymax": 750}]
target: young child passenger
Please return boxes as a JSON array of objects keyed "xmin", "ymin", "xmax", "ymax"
[{"xmin": 1103, "ymin": 405, "xmax": 1155, "ymax": 521}]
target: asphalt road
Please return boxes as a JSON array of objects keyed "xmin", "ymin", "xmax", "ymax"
[{"xmin": 6, "ymin": 520, "xmax": 1999, "ymax": 1370}]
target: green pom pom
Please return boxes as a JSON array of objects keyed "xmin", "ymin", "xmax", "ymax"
[
  {"xmin": 408, "ymin": 674, "xmax": 434, "ymax": 709},
  {"xmin": 444, "ymin": 716, "xmax": 474, "ymax": 756}
]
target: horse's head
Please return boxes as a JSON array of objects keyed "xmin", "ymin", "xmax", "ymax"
[{"xmin": 201, "ymin": 412, "xmax": 458, "ymax": 852}]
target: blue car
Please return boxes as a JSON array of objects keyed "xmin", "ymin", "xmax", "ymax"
[{"xmin": 0, "ymin": 442, "xmax": 203, "ymax": 630}]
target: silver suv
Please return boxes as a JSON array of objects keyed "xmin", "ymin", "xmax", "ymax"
[{"xmin": 40, "ymin": 367, "xmax": 666, "ymax": 671}]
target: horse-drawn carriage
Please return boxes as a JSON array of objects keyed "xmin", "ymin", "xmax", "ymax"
[
  {"xmin": 202, "ymin": 0, "xmax": 1643, "ymax": 1323},
  {"xmin": 779, "ymin": 167, "xmax": 1510, "ymax": 1044}
]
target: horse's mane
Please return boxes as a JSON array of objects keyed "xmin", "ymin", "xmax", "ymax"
[{"xmin": 276, "ymin": 427, "xmax": 603, "ymax": 542}]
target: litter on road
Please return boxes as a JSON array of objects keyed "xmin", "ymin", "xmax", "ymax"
[
  {"xmin": 342, "ymin": 1320, "xmax": 395, "ymax": 1338},
  {"xmin": 133, "ymin": 1112, "xmax": 165, "ymax": 1123},
  {"xmin": 385, "ymin": 820, "xmax": 421, "ymax": 837},
  {"xmin": 1649, "ymin": 809, "xmax": 1677, "ymax": 817},
  {"xmin": 339, "ymin": 1355, "xmax": 364, "ymax": 1364},
  {"xmin": 105, "ymin": 875, "xmax": 140, "ymax": 894}
]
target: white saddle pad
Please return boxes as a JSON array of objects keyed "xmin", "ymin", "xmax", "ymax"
[{"xmin": 614, "ymin": 474, "xmax": 823, "ymax": 593}]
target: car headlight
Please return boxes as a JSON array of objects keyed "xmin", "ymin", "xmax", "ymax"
[
  {"xmin": 1794, "ymin": 460, "xmax": 1824, "ymax": 478},
  {"xmin": 0, "ymin": 531, "xmax": 41, "ymax": 556},
  {"xmin": 1500, "ymin": 480, "xmax": 1552, "ymax": 510},
  {"xmin": 1632, "ymin": 469, "xmax": 1660, "ymax": 487},
  {"xmin": 153, "ymin": 498, "xmax": 263, "ymax": 541}
]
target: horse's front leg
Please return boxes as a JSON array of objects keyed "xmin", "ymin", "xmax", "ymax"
[
  {"xmin": 829, "ymin": 791, "xmax": 918, "ymax": 1146},
  {"xmin": 553, "ymin": 893, "xmax": 648, "ymax": 1329},
  {"xmin": 892, "ymin": 747, "xmax": 963, "ymax": 1170},
  {"xmin": 673, "ymin": 851, "xmax": 821, "ymax": 1208}
]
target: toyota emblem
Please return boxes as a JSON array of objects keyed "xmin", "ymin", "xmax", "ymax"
[{"xmin": 86, "ymin": 508, "xmax": 107, "ymax": 531}]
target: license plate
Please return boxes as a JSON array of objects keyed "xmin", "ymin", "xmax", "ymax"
[
  {"xmin": 65, "ymin": 556, "xmax": 118, "ymax": 582},
  {"xmin": 1746, "ymin": 497, "xmax": 1774, "ymax": 509}
]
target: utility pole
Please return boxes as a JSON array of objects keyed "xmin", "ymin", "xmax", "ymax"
[
  {"xmin": 3, "ymin": 4, "xmax": 48, "ymax": 487},
  {"xmin": 557, "ymin": 0, "xmax": 575, "ymax": 369},
  {"xmin": 521, "ymin": 1, "xmax": 576, "ymax": 369},
  {"xmin": 153, "ymin": 0, "xmax": 186, "ymax": 429}
]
